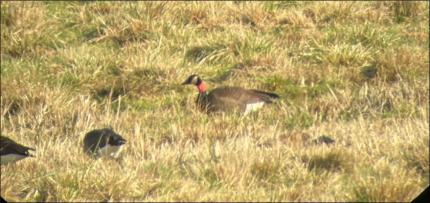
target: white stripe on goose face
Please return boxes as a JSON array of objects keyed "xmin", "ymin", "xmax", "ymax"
[
  {"xmin": 1, "ymin": 154, "xmax": 28, "ymax": 165},
  {"xmin": 97, "ymin": 144, "xmax": 124, "ymax": 158},
  {"xmin": 244, "ymin": 102, "xmax": 265, "ymax": 115}
]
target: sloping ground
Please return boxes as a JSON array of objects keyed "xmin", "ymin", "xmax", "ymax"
[{"xmin": 1, "ymin": 2, "xmax": 428, "ymax": 201}]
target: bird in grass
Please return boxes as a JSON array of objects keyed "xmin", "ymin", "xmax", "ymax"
[
  {"xmin": 83, "ymin": 128, "xmax": 126, "ymax": 159},
  {"xmin": 312, "ymin": 135, "xmax": 335, "ymax": 145},
  {"xmin": 181, "ymin": 74, "xmax": 280, "ymax": 115},
  {"xmin": 1, "ymin": 135, "xmax": 35, "ymax": 165}
]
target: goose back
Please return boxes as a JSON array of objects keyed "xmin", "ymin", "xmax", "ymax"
[{"xmin": 197, "ymin": 86, "xmax": 279, "ymax": 113}]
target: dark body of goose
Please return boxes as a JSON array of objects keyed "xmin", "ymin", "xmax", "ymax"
[
  {"xmin": 182, "ymin": 74, "xmax": 280, "ymax": 115},
  {"xmin": 1, "ymin": 136, "xmax": 35, "ymax": 165},
  {"xmin": 83, "ymin": 128, "xmax": 126, "ymax": 159}
]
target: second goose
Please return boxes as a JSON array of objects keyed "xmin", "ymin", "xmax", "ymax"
[{"xmin": 83, "ymin": 128, "xmax": 126, "ymax": 159}]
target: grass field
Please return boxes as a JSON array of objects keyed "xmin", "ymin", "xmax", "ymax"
[{"xmin": 1, "ymin": 1, "xmax": 429, "ymax": 202}]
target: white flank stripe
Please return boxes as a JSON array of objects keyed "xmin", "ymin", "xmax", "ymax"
[
  {"xmin": 97, "ymin": 145, "xmax": 124, "ymax": 158},
  {"xmin": 244, "ymin": 102, "xmax": 265, "ymax": 115},
  {"xmin": 1, "ymin": 154, "xmax": 28, "ymax": 165}
]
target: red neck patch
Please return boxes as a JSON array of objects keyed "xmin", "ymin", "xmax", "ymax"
[{"xmin": 197, "ymin": 82, "xmax": 207, "ymax": 93}]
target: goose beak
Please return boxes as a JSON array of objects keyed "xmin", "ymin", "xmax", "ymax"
[
  {"xmin": 181, "ymin": 80, "xmax": 189, "ymax": 85},
  {"xmin": 118, "ymin": 139, "xmax": 126, "ymax": 145},
  {"xmin": 27, "ymin": 150, "xmax": 36, "ymax": 157}
]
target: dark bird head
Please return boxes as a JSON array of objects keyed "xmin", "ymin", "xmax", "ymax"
[
  {"xmin": 110, "ymin": 137, "xmax": 126, "ymax": 146},
  {"xmin": 24, "ymin": 147, "xmax": 36, "ymax": 157},
  {"xmin": 83, "ymin": 128, "xmax": 126, "ymax": 149},
  {"xmin": 104, "ymin": 129, "xmax": 126, "ymax": 146},
  {"xmin": 83, "ymin": 128, "xmax": 126, "ymax": 159},
  {"xmin": 312, "ymin": 135, "xmax": 335, "ymax": 145},
  {"xmin": 181, "ymin": 74, "xmax": 202, "ymax": 86}
]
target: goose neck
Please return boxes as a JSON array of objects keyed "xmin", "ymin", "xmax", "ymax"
[{"xmin": 197, "ymin": 81, "xmax": 207, "ymax": 94}]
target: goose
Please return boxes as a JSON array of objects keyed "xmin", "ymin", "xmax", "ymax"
[
  {"xmin": 83, "ymin": 128, "xmax": 126, "ymax": 159},
  {"xmin": 1, "ymin": 136, "xmax": 35, "ymax": 165},
  {"xmin": 312, "ymin": 135, "xmax": 335, "ymax": 145},
  {"xmin": 182, "ymin": 74, "xmax": 280, "ymax": 115}
]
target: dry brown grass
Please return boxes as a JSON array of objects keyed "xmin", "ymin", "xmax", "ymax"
[{"xmin": 1, "ymin": 1, "xmax": 429, "ymax": 202}]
